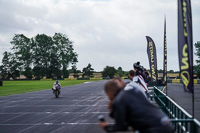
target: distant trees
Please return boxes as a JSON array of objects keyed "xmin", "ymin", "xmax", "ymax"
[
  {"xmin": 167, "ymin": 70, "xmax": 175, "ymax": 73},
  {"xmin": 11, "ymin": 34, "xmax": 32, "ymax": 79},
  {"xmin": 194, "ymin": 41, "xmax": 200, "ymax": 78},
  {"xmin": 157, "ymin": 69, "xmax": 163, "ymax": 73},
  {"xmin": 195, "ymin": 41, "xmax": 200, "ymax": 64},
  {"xmin": 0, "ymin": 51, "xmax": 20, "ymax": 79},
  {"xmin": 0, "ymin": 33, "xmax": 78, "ymax": 79},
  {"xmin": 82, "ymin": 63, "xmax": 94, "ymax": 78},
  {"xmin": 116, "ymin": 67, "xmax": 125, "ymax": 77},
  {"xmin": 102, "ymin": 66, "xmax": 116, "ymax": 79},
  {"xmin": 71, "ymin": 57, "xmax": 79, "ymax": 78}
]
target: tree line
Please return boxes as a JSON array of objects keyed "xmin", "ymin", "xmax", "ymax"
[
  {"xmin": 1, "ymin": 35, "xmax": 199, "ymax": 80},
  {"xmin": 0, "ymin": 33, "xmax": 78, "ymax": 79},
  {"xmin": 194, "ymin": 41, "xmax": 200, "ymax": 78},
  {"xmin": 71, "ymin": 64, "xmax": 126, "ymax": 79},
  {"xmin": 0, "ymin": 33, "xmax": 127, "ymax": 80}
]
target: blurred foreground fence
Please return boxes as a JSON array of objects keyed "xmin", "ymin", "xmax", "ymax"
[{"xmin": 149, "ymin": 86, "xmax": 200, "ymax": 133}]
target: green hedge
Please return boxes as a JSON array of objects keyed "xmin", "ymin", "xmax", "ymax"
[{"xmin": 77, "ymin": 78, "xmax": 90, "ymax": 80}]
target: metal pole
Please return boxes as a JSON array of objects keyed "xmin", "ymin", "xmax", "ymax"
[{"xmin": 192, "ymin": 89, "xmax": 194, "ymax": 118}]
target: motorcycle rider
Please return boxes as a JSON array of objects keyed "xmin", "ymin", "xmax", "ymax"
[{"xmin": 52, "ymin": 80, "xmax": 61, "ymax": 94}]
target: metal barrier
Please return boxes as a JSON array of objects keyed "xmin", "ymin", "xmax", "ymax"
[{"xmin": 150, "ymin": 86, "xmax": 200, "ymax": 133}]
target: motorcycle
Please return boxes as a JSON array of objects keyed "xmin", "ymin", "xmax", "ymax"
[{"xmin": 52, "ymin": 85, "xmax": 60, "ymax": 98}]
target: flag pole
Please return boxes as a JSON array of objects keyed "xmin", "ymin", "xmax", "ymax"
[
  {"xmin": 162, "ymin": 15, "xmax": 168, "ymax": 95},
  {"xmin": 192, "ymin": 90, "xmax": 194, "ymax": 118}
]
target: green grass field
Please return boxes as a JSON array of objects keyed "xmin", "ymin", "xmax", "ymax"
[{"xmin": 0, "ymin": 80, "xmax": 99, "ymax": 97}]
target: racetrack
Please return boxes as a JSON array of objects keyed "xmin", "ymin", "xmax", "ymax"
[
  {"xmin": 166, "ymin": 83, "xmax": 200, "ymax": 121},
  {"xmin": 0, "ymin": 81, "xmax": 199, "ymax": 133},
  {"xmin": 0, "ymin": 80, "xmax": 113, "ymax": 133}
]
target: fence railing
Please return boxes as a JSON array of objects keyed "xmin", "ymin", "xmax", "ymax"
[{"xmin": 149, "ymin": 86, "xmax": 200, "ymax": 133}]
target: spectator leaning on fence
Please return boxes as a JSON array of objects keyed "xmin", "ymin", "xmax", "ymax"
[
  {"xmin": 128, "ymin": 70, "xmax": 148, "ymax": 96},
  {"xmin": 113, "ymin": 77, "xmax": 147, "ymax": 97},
  {"xmin": 100, "ymin": 80, "xmax": 174, "ymax": 133},
  {"xmin": 133, "ymin": 62, "xmax": 148, "ymax": 90}
]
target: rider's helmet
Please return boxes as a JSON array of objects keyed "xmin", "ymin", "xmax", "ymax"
[{"xmin": 56, "ymin": 80, "xmax": 59, "ymax": 84}]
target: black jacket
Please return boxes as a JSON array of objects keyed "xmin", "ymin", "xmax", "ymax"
[{"xmin": 105, "ymin": 88, "xmax": 172, "ymax": 133}]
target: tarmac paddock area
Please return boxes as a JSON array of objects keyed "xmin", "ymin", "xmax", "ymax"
[{"xmin": 0, "ymin": 80, "xmax": 113, "ymax": 133}]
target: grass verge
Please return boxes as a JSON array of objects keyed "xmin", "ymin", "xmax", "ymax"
[{"xmin": 0, "ymin": 80, "xmax": 99, "ymax": 97}]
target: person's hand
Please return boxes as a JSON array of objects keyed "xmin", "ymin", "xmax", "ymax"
[{"xmin": 99, "ymin": 122, "xmax": 108, "ymax": 130}]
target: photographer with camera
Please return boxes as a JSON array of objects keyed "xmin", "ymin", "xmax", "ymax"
[{"xmin": 99, "ymin": 81, "xmax": 173, "ymax": 133}]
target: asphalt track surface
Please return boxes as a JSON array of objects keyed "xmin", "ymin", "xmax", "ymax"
[
  {"xmin": 0, "ymin": 80, "xmax": 113, "ymax": 133},
  {"xmin": 0, "ymin": 81, "xmax": 200, "ymax": 133},
  {"xmin": 166, "ymin": 83, "xmax": 200, "ymax": 121}
]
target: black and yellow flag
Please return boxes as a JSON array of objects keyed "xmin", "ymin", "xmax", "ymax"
[
  {"xmin": 146, "ymin": 36, "xmax": 158, "ymax": 82},
  {"xmin": 178, "ymin": 0, "xmax": 193, "ymax": 93},
  {"xmin": 162, "ymin": 17, "xmax": 167, "ymax": 85}
]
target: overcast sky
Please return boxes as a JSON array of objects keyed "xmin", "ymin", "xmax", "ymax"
[{"xmin": 0, "ymin": 0, "xmax": 199, "ymax": 71}]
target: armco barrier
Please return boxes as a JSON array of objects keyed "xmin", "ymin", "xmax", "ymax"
[
  {"xmin": 172, "ymin": 79, "xmax": 181, "ymax": 83},
  {"xmin": 64, "ymin": 78, "xmax": 77, "ymax": 80},
  {"xmin": 168, "ymin": 79, "xmax": 200, "ymax": 84},
  {"xmin": 149, "ymin": 86, "xmax": 200, "ymax": 133},
  {"xmin": 194, "ymin": 79, "xmax": 198, "ymax": 84},
  {"xmin": 90, "ymin": 78, "xmax": 103, "ymax": 80},
  {"xmin": 40, "ymin": 79, "xmax": 52, "ymax": 81}
]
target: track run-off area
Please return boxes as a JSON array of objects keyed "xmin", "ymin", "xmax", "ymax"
[
  {"xmin": 0, "ymin": 80, "xmax": 199, "ymax": 133},
  {"xmin": 0, "ymin": 80, "xmax": 113, "ymax": 133}
]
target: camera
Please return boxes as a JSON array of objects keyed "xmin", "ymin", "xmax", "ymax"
[{"xmin": 97, "ymin": 115, "xmax": 105, "ymax": 122}]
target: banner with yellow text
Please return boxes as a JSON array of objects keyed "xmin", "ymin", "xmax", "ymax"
[
  {"xmin": 178, "ymin": 0, "xmax": 193, "ymax": 93},
  {"xmin": 146, "ymin": 36, "xmax": 158, "ymax": 82}
]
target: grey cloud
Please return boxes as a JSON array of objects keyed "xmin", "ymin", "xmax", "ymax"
[
  {"xmin": 0, "ymin": 0, "xmax": 48, "ymax": 33},
  {"xmin": 0, "ymin": 0, "xmax": 199, "ymax": 71}
]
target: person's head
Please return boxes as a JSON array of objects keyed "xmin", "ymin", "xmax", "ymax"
[
  {"xmin": 113, "ymin": 77, "xmax": 125, "ymax": 89},
  {"xmin": 128, "ymin": 70, "xmax": 135, "ymax": 80},
  {"xmin": 56, "ymin": 80, "xmax": 59, "ymax": 84},
  {"xmin": 143, "ymin": 68, "xmax": 146, "ymax": 72},
  {"xmin": 133, "ymin": 61, "xmax": 141, "ymax": 71},
  {"xmin": 104, "ymin": 81, "xmax": 120, "ymax": 101}
]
